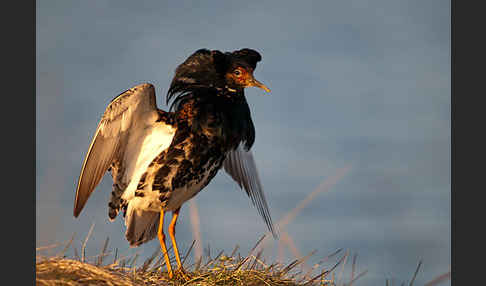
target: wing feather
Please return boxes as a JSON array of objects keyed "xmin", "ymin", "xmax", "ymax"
[
  {"xmin": 223, "ymin": 145, "xmax": 278, "ymax": 238},
  {"xmin": 74, "ymin": 83, "xmax": 163, "ymax": 217}
]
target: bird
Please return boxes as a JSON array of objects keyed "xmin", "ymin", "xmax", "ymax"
[{"xmin": 73, "ymin": 48, "xmax": 277, "ymax": 278}]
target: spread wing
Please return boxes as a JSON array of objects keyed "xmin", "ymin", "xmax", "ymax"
[
  {"xmin": 223, "ymin": 145, "xmax": 278, "ymax": 238},
  {"xmin": 74, "ymin": 83, "xmax": 174, "ymax": 217}
]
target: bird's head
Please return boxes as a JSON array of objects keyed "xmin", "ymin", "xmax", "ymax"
[
  {"xmin": 167, "ymin": 48, "xmax": 270, "ymax": 109},
  {"xmin": 218, "ymin": 49, "xmax": 270, "ymax": 93}
]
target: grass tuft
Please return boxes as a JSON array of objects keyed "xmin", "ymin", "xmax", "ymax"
[
  {"xmin": 36, "ymin": 235, "xmax": 350, "ymax": 286},
  {"xmin": 36, "ymin": 234, "xmax": 450, "ymax": 286}
]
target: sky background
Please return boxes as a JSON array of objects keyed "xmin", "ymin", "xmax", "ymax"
[{"xmin": 36, "ymin": 1, "xmax": 450, "ymax": 285}]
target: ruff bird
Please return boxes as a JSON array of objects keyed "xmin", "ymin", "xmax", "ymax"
[{"xmin": 73, "ymin": 48, "xmax": 277, "ymax": 278}]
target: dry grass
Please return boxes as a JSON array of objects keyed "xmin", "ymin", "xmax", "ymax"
[
  {"xmin": 36, "ymin": 236, "xmax": 451, "ymax": 286},
  {"xmin": 36, "ymin": 234, "xmax": 358, "ymax": 286},
  {"xmin": 36, "ymin": 257, "xmax": 138, "ymax": 286}
]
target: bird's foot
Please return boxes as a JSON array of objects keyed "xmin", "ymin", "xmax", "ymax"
[
  {"xmin": 165, "ymin": 268, "xmax": 174, "ymax": 280},
  {"xmin": 175, "ymin": 267, "xmax": 191, "ymax": 281}
]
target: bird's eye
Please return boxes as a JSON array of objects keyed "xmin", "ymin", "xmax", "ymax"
[{"xmin": 234, "ymin": 69, "xmax": 241, "ymax": 76}]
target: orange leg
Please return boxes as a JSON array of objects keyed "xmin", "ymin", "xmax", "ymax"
[
  {"xmin": 168, "ymin": 207, "xmax": 183, "ymax": 271},
  {"xmin": 157, "ymin": 208, "xmax": 173, "ymax": 278}
]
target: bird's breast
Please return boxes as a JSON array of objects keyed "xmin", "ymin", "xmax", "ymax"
[
  {"xmin": 124, "ymin": 122, "xmax": 228, "ymax": 213},
  {"xmin": 120, "ymin": 98, "xmax": 253, "ymax": 214},
  {"xmin": 163, "ymin": 159, "xmax": 223, "ymax": 211}
]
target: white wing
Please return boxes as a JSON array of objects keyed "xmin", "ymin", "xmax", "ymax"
[
  {"xmin": 223, "ymin": 145, "xmax": 277, "ymax": 238},
  {"xmin": 74, "ymin": 83, "xmax": 176, "ymax": 217}
]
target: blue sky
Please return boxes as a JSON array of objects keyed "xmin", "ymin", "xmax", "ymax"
[{"xmin": 36, "ymin": 1, "xmax": 450, "ymax": 285}]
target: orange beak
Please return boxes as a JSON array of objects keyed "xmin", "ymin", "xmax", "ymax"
[{"xmin": 247, "ymin": 75, "xmax": 271, "ymax": 93}]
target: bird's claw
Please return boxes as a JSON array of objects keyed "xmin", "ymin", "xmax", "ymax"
[{"xmin": 176, "ymin": 267, "xmax": 191, "ymax": 281}]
